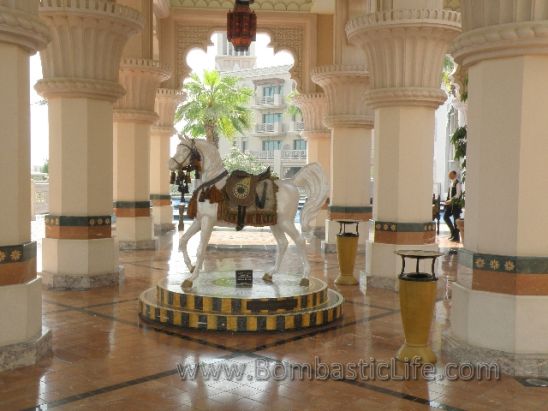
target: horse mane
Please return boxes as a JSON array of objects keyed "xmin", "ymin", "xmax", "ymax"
[{"xmin": 193, "ymin": 139, "xmax": 225, "ymax": 177}]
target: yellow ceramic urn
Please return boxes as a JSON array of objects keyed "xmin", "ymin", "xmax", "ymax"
[
  {"xmin": 335, "ymin": 221, "xmax": 360, "ymax": 285},
  {"xmin": 395, "ymin": 250, "xmax": 443, "ymax": 364}
]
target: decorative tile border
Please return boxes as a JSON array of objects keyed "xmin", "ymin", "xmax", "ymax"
[
  {"xmin": 0, "ymin": 241, "xmax": 36, "ymax": 264},
  {"xmin": 328, "ymin": 205, "xmax": 372, "ymax": 221},
  {"xmin": 114, "ymin": 201, "xmax": 151, "ymax": 217},
  {"xmin": 157, "ymin": 284, "xmax": 328, "ymax": 315},
  {"xmin": 45, "ymin": 215, "xmax": 111, "ymax": 239},
  {"xmin": 374, "ymin": 221, "xmax": 436, "ymax": 233},
  {"xmin": 0, "ymin": 242, "xmax": 37, "ymax": 285},
  {"xmin": 372, "ymin": 220, "xmax": 436, "ymax": 245},
  {"xmin": 140, "ymin": 289, "xmax": 343, "ymax": 333},
  {"xmin": 150, "ymin": 194, "xmax": 172, "ymax": 207},
  {"xmin": 458, "ymin": 249, "xmax": 548, "ymax": 295},
  {"xmin": 459, "ymin": 249, "xmax": 548, "ymax": 274}
]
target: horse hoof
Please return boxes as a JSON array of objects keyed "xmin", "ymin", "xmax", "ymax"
[
  {"xmin": 262, "ymin": 273, "xmax": 273, "ymax": 283},
  {"xmin": 189, "ymin": 265, "xmax": 195, "ymax": 273},
  {"xmin": 181, "ymin": 279, "xmax": 193, "ymax": 289},
  {"xmin": 299, "ymin": 278, "xmax": 310, "ymax": 287}
]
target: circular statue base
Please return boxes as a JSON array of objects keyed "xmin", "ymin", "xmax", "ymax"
[{"xmin": 139, "ymin": 271, "xmax": 344, "ymax": 332}]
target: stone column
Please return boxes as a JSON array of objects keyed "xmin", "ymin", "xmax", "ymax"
[
  {"xmin": 113, "ymin": 59, "xmax": 170, "ymax": 249},
  {"xmin": 347, "ymin": 3, "xmax": 461, "ymax": 289},
  {"xmin": 292, "ymin": 92, "xmax": 331, "ymax": 237},
  {"xmin": 443, "ymin": 0, "xmax": 548, "ymax": 377},
  {"xmin": 36, "ymin": 0, "xmax": 143, "ymax": 289},
  {"xmin": 311, "ymin": 65, "xmax": 374, "ymax": 251},
  {"xmin": 0, "ymin": 0, "xmax": 51, "ymax": 371},
  {"xmin": 150, "ymin": 88, "xmax": 184, "ymax": 234}
]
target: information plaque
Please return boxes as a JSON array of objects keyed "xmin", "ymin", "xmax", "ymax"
[{"xmin": 235, "ymin": 269, "xmax": 253, "ymax": 287}]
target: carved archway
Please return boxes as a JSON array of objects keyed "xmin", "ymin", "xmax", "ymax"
[{"xmin": 163, "ymin": 8, "xmax": 317, "ymax": 91}]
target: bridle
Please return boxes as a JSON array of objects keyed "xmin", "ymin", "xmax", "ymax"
[
  {"xmin": 170, "ymin": 139, "xmax": 203, "ymax": 200},
  {"xmin": 171, "ymin": 139, "xmax": 202, "ymax": 172}
]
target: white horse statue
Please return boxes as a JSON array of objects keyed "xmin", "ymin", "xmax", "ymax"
[{"xmin": 169, "ymin": 137, "xmax": 329, "ymax": 289}]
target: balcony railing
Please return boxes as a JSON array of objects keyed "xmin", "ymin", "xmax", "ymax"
[
  {"xmin": 249, "ymin": 150, "xmax": 275, "ymax": 160},
  {"xmin": 289, "ymin": 121, "xmax": 304, "ymax": 132},
  {"xmin": 255, "ymin": 94, "xmax": 283, "ymax": 106},
  {"xmin": 249, "ymin": 150, "xmax": 307, "ymax": 162},
  {"xmin": 255, "ymin": 122, "xmax": 284, "ymax": 134},
  {"xmin": 281, "ymin": 150, "xmax": 307, "ymax": 160}
]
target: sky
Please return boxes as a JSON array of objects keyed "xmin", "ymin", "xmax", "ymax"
[{"xmin": 29, "ymin": 32, "xmax": 294, "ymax": 167}]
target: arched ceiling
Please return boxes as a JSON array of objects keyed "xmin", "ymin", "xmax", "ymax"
[
  {"xmin": 169, "ymin": 0, "xmax": 332, "ymax": 13},
  {"xmin": 169, "ymin": 0, "xmax": 459, "ymax": 13}
]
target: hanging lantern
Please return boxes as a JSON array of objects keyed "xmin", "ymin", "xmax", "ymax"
[{"xmin": 227, "ymin": 0, "xmax": 257, "ymax": 52}]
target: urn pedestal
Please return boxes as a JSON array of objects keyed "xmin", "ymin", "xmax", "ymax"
[
  {"xmin": 335, "ymin": 221, "xmax": 359, "ymax": 286},
  {"xmin": 395, "ymin": 250, "xmax": 443, "ymax": 364}
]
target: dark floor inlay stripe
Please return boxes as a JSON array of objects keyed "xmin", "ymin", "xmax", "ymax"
[
  {"xmin": 247, "ymin": 353, "xmax": 465, "ymax": 411},
  {"xmin": 24, "ymin": 369, "xmax": 179, "ymax": 410},
  {"xmin": 25, "ymin": 353, "xmax": 241, "ymax": 410}
]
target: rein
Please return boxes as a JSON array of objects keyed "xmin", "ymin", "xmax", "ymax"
[{"xmin": 194, "ymin": 170, "xmax": 229, "ymax": 197}]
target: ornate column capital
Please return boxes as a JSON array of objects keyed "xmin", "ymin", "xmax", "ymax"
[
  {"xmin": 292, "ymin": 92, "xmax": 329, "ymax": 135},
  {"xmin": 346, "ymin": 8, "xmax": 461, "ymax": 109},
  {"xmin": 152, "ymin": 88, "xmax": 185, "ymax": 136},
  {"xmin": 114, "ymin": 59, "xmax": 171, "ymax": 124},
  {"xmin": 0, "ymin": 1, "xmax": 50, "ymax": 53},
  {"xmin": 451, "ymin": 0, "xmax": 548, "ymax": 67},
  {"xmin": 35, "ymin": 0, "xmax": 144, "ymax": 101},
  {"xmin": 311, "ymin": 65, "xmax": 374, "ymax": 129}
]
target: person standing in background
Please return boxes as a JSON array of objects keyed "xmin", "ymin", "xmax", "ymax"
[{"xmin": 444, "ymin": 170, "xmax": 462, "ymax": 242}]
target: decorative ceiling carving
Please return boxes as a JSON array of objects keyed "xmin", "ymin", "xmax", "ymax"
[
  {"xmin": 444, "ymin": 0, "xmax": 460, "ymax": 11},
  {"xmin": 175, "ymin": 23, "xmax": 305, "ymax": 89},
  {"xmin": 170, "ymin": 0, "xmax": 314, "ymax": 12}
]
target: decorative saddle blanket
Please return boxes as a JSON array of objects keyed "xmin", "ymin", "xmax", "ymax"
[{"xmin": 187, "ymin": 168, "xmax": 279, "ymax": 230}]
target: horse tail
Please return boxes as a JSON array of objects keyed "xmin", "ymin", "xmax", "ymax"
[{"xmin": 292, "ymin": 163, "xmax": 329, "ymax": 238}]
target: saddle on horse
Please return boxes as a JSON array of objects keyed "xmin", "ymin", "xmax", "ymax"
[
  {"xmin": 187, "ymin": 167, "xmax": 279, "ymax": 231},
  {"xmin": 222, "ymin": 167, "xmax": 277, "ymax": 230}
]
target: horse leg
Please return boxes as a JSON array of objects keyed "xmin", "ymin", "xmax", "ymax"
[
  {"xmin": 263, "ymin": 224, "xmax": 288, "ymax": 283},
  {"xmin": 179, "ymin": 219, "xmax": 201, "ymax": 273},
  {"xmin": 281, "ymin": 221, "xmax": 311, "ymax": 287},
  {"xmin": 181, "ymin": 216, "xmax": 214, "ymax": 289}
]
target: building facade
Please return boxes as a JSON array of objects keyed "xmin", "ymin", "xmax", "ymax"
[{"xmin": 215, "ymin": 34, "xmax": 307, "ymax": 177}]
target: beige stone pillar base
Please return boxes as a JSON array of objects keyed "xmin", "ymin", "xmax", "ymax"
[
  {"xmin": 0, "ymin": 279, "xmax": 52, "ymax": 371},
  {"xmin": 444, "ymin": 283, "xmax": 548, "ymax": 377},
  {"xmin": 152, "ymin": 204, "xmax": 175, "ymax": 234},
  {"xmin": 0, "ymin": 330, "xmax": 52, "ymax": 373},
  {"xmin": 116, "ymin": 216, "xmax": 157, "ymax": 250},
  {"xmin": 41, "ymin": 238, "xmax": 121, "ymax": 289},
  {"xmin": 311, "ymin": 209, "xmax": 328, "ymax": 239}
]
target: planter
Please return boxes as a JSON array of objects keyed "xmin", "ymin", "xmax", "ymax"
[
  {"xmin": 335, "ymin": 221, "xmax": 359, "ymax": 286},
  {"xmin": 456, "ymin": 218, "xmax": 464, "ymax": 243},
  {"xmin": 395, "ymin": 250, "xmax": 443, "ymax": 364}
]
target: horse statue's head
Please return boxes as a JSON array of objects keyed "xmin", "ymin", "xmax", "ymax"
[{"xmin": 169, "ymin": 135, "xmax": 202, "ymax": 172}]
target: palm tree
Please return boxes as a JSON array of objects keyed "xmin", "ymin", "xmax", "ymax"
[{"xmin": 175, "ymin": 70, "xmax": 253, "ymax": 147}]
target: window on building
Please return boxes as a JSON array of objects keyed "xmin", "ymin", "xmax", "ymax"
[
  {"xmin": 242, "ymin": 140, "xmax": 247, "ymax": 152},
  {"xmin": 293, "ymin": 139, "xmax": 307, "ymax": 150},
  {"xmin": 263, "ymin": 85, "xmax": 282, "ymax": 97},
  {"xmin": 262, "ymin": 140, "xmax": 281, "ymax": 151},
  {"xmin": 262, "ymin": 113, "xmax": 282, "ymax": 124}
]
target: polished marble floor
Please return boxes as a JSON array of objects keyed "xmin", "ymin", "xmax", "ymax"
[{"xmin": 0, "ymin": 222, "xmax": 547, "ymax": 410}]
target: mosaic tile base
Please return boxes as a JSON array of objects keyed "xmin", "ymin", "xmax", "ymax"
[
  {"xmin": 156, "ymin": 272, "xmax": 328, "ymax": 314},
  {"xmin": 139, "ymin": 272, "xmax": 344, "ymax": 332},
  {"xmin": 139, "ymin": 288, "xmax": 343, "ymax": 332}
]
